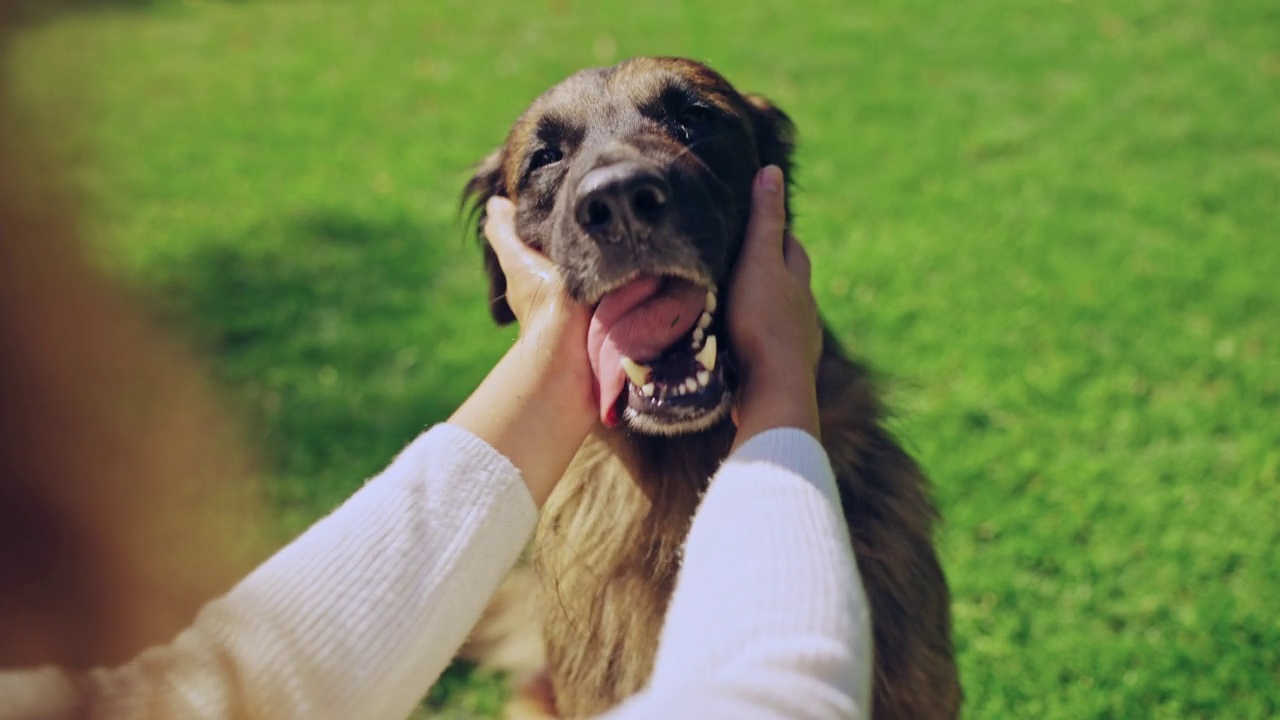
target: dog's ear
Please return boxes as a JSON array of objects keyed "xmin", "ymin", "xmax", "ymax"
[
  {"xmin": 743, "ymin": 93, "xmax": 797, "ymax": 179},
  {"xmin": 461, "ymin": 149, "xmax": 516, "ymax": 325}
]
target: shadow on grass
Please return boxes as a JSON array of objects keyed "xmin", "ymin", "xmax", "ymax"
[{"xmin": 149, "ymin": 210, "xmax": 490, "ymax": 524}]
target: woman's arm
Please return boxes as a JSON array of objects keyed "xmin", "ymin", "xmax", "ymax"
[{"xmin": 2, "ymin": 424, "xmax": 536, "ymax": 720}]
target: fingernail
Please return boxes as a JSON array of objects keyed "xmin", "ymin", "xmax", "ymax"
[{"xmin": 758, "ymin": 165, "xmax": 782, "ymax": 193}]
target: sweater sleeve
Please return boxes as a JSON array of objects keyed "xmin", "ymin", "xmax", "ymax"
[
  {"xmin": 0, "ymin": 424, "xmax": 538, "ymax": 720},
  {"xmin": 605, "ymin": 428, "xmax": 872, "ymax": 720}
]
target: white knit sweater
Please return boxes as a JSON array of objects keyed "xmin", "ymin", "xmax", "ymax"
[{"xmin": 1, "ymin": 425, "xmax": 869, "ymax": 719}]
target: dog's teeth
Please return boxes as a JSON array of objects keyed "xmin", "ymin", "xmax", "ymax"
[
  {"xmin": 692, "ymin": 327, "xmax": 705, "ymax": 347},
  {"xmin": 641, "ymin": 382, "xmax": 655, "ymax": 398},
  {"xmin": 697, "ymin": 312, "xmax": 712, "ymax": 330},
  {"xmin": 696, "ymin": 370, "xmax": 710, "ymax": 386},
  {"xmin": 621, "ymin": 357, "xmax": 651, "ymax": 387},
  {"xmin": 696, "ymin": 334, "xmax": 717, "ymax": 371},
  {"xmin": 705, "ymin": 290, "xmax": 717, "ymax": 314},
  {"xmin": 684, "ymin": 377, "xmax": 698, "ymax": 393}
]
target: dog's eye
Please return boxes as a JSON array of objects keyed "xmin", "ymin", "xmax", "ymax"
[
  {"xmin": 671, "ymin": 103, "xmax": 715, "ymax": 142},
  {"xmin": 529, "ymin": 147, "xmax": 564, "ymax": 171},
  {"xmin": 678, "ymin": 104, "xmax": 713, "ymax": 129}
]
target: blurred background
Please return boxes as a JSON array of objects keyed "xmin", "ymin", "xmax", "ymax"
[{"xmin": 4, "ymin": 0, "xmax": 1278, "ymax": 716}]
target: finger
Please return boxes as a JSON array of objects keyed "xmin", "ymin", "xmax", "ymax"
[
  {"xmin": 485, "ymin": 197, "xmax": 554, "ymax": 277},
  {"xmin": 739, "ymin": 165, "xmax": 787, "ymax": 265},
  {"xmin": 483, "ymin": 197, "xmax": 519, "ymax": 261}
]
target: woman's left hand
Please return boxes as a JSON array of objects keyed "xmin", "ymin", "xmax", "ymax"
[
  {"xmin": 484, "ymin": 197, "xmax": 593, "ymax": 360},
  {"xmin": 451, "ymin": 198, "xmax": 597, "ymax": 506}
]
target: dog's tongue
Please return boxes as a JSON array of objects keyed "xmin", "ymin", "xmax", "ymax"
[{"xmin": 588, "ymin": 276, "xmax": 705, "ymax": 426}]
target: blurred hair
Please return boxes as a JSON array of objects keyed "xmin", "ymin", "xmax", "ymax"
[{"xmin": 1, "ymin": 11, "xmax": 266, "ymax": 668}]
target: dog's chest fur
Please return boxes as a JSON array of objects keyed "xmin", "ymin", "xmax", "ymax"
[{"xmin": 531, "ymin": 424, "xmax": 734, "ymax": 715}]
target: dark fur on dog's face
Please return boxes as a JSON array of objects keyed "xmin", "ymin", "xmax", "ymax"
[{"xmin": 465, "ymin": 57, "xmax": 795, "ymax": 435}]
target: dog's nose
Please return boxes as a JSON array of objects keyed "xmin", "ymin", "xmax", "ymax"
[{"xmin": 574, "ymin": 162, "xmax": 670, "ymax": 242}]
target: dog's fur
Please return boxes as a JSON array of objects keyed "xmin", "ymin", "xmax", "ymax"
[{"xmin": 463, "ymin": 57, "xmax": 960, "ymax": 719}]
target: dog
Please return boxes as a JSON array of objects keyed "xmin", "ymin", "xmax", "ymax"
[{"xmin": 462, "ymin": 56, "xmax": 960, "ymax": 719}]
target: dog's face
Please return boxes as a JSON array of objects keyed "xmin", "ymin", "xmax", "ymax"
[{"xmin": 466, "ymin": 57, "xmax": 794, "ymax": 436}]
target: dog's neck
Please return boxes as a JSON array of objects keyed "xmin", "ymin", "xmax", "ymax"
[{"xmin": 596, "ymin": 419, "xmax": 737, "ymax": 502}]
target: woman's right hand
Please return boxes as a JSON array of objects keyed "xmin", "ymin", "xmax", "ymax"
[{"xmin": 725, "ymin": 165, "xmax": 824, "ymax": 447}]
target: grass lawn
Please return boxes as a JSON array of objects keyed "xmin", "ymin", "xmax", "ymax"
[{"xmin": 8, "ymin": 0, "xmax": 1279, "ymax": 716}]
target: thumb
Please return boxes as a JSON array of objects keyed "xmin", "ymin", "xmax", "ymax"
[
  {"xmin": 484, "ymin": 197, "xmax": 520, "ymax": 268},
  {"xmin": 739, "ymin": 165, "xmax": 787, "ymax": 264},
  {"xmin": 485, "ymin": 196, "xmax": 553, "ymax": 278}
]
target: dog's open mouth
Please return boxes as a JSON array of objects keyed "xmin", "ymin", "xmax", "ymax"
[{"xmin": 587, "ymin": 275, "xmax": 730, "ymax": 435}]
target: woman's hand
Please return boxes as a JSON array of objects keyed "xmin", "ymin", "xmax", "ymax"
[
  {"xmin": 483, "ymin": 198, "xmax": 591, "ymax": 345},
  {"xmin": 726, "ymin": 165, "xmax": 824, "ymax": 448},
  {"xmin": 482, "ymin": 197, "xmax": 596, "ymax": 415},
  {"xmin": 448, "ymin": 198, "xmax": 596, "ymax": 507}
]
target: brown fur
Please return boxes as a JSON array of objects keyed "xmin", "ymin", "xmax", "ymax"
[{"xmin": 463, "ymin": 57, "xmax": 960, "ymax": 718}]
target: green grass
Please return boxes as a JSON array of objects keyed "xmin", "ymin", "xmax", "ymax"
[{"xmin": 8, "ymin": 0, "xmax": 1279, "ymax": 716}]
